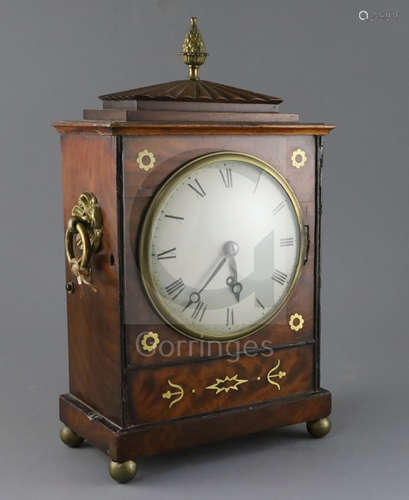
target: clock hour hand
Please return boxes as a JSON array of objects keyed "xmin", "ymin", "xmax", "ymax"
[
  {"xmin": 224, "ymin": 242, "xmax": 243, "ymax": 302},
  {"xmin": 226, "ymin": 273, "xmax": 243, "ymax": 302}
]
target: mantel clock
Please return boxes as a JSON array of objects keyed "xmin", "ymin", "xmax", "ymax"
[{"xmin": 54, "ymin": 18, "xmax": 335, "ymax": 483}]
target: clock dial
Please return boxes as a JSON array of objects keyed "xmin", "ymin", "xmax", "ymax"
[{"xmin": 140, "ymin": 152, "xmax": 304, "ymax": 340}]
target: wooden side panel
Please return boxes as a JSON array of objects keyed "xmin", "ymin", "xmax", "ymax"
[
  {"xmin": 60, "ymin": 134, "xmax": 123, "ymax": 424},
  {"xmin": 122, "ymin": 135, "xmax": 316, "ymax": 366},
  {"xmin": 127, "ymin": 344, "xmax": 313, "ymax": 424}
]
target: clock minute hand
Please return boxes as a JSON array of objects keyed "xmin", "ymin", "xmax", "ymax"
[
  {"xmin": 198, "ymin": 256, "xmax": 227, "ymax": 294},
  {"xmin": 183, "ymin": 256, "xmax": 227, "ymax": 311}
]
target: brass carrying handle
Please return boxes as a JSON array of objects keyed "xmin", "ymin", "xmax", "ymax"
[
  {"xmin": 64, "ymin": 192, "xmax": 103, "ymax": 292},
  {"xmin": 65, "ymin": 218, "xmax": 91, "ymax": 270}
]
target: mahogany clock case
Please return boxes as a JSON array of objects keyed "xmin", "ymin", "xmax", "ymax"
[
  {"xmin": 55, "ymin": 119, "xmax": 334, "ymax": 462},
  {"xmin": 54, "ymin": 10, "xmax": 336, "ymax": 476}
]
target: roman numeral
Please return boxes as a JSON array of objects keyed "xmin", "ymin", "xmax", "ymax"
[
  {"xmin": 280, "ymin": 237, "xmax": 294, "ymax": 247},
  {"xmin": 165, "ymin": 278, "xmax": 185, "ymax": 299},
  {"xmin": 226, "ymin": 307, "xmax": 234, "ymax": 327},
  {"xmin": 164, "ymin": 214, "xmax": 184, "ymax": 220},
  {"xmin": 272, "ymin": 269, "xmax": 288, "ymax": 286},
  {"xmin": 272, "ymin": 200, "xmax": 285, "ymax": 216},
  {"xmin": 219, "ymin": 168, "xmax": 233, "ymax": 188},
  {"xmin": 157, "ymin": 247, "xmax": 176, "ymax": 260},
  {"xmin": 188, "ymin": 178, "xmax": 206, "ymax": 198},
  {"xmin": 255, "ymin": 298, "xmax": 265, "ymax": 309},
  {"xmin": 192, "ymin": 301, "xmax": 207, "ymax": 322}
]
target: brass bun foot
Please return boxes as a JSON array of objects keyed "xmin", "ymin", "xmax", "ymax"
[
  {"xmin": 109, "ymin": 460, "xmax": 137, "ymax": 484},
  {"xmin": 306, "ymin": 417, "xmax": 331, "ymax": 438},
  {"xmin": 60, "ymin": 426, "xmax": 84, "ymax": 448}
]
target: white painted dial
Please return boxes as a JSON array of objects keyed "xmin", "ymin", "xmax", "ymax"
[{"xmin": 140, "ymin": 153, "xmax": 304, "ymax": 340}]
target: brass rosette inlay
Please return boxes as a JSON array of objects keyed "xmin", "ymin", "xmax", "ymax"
[
  {"xmin": 291, "ymin": 149, "xmax": 307, "ymax": 169},
  {"xmin": 141, "ymin": 331, "xmax": 160, "ymax": 352},
  {"xmin": 289, "ymin": 313, "xmax": 304, "ymax": 332},
  {"xmin": 137, "ymin": 150, "xmax": 156, "ymax": 171}
]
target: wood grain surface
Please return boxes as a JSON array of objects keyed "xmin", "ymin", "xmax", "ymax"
[
  {"xmin": 127, "ymin": 344, "xmax": 314, "ymax": 424},
  {"xmin": 53, "ymin": 121, "xmax": 335, "ymax": 136},
  {"xmin": 54, "ymin": 115, "xmax": 334, "ymax": 456},
  {"xmin": 60, "ymin": 134, "xmax": 123, "ymax": 424},
  {"xmin": 60, "ymin": 388, "xmax": 331, "ymax": 460}
]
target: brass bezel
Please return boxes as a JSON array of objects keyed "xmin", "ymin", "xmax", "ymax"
[{"xmin": 139, "ymin": 151, "xmax": 305, "ymax": 342}]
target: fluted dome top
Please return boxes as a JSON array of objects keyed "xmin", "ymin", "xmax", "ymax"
[{"xmin": 99, "ymin": 79, "xmax": 282, "ymax": 105}]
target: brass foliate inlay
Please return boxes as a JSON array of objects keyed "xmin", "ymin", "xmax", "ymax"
[
  {"xmin": 289, "ymin": 313, "xmax": 304, "ymax": 332},
  {"xmin": 162, "ymin": 379, "xmax": 184, "ymax": 408},
  {"xmin": 160, "ymin": 361, "xmax": 291, "ymax": 411},
  {"xmin": 266, "ymin": 360, "xmax": 287, "ymax": 390},
  {"xmin": 205, "ymin": 374, "xmax": 248, "ymax": 394},
  {"xmin": 181, "ymin": 17, "xmax": 208, "ymax": 80}
]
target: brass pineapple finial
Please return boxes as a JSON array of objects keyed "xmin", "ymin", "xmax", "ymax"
[{"xmin": 181, "ymin": 17, "xmax": 208, "ymax": 80}]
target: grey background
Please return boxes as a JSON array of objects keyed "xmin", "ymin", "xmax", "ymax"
[{"xmin": 0, "ymin": 0, "xmax": 408, "ymax": 498}]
